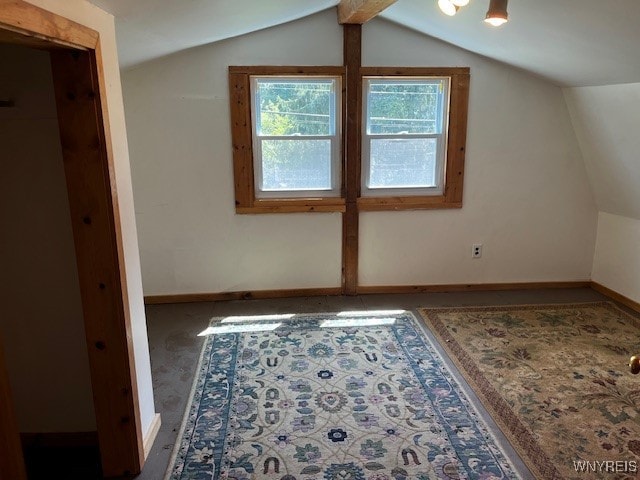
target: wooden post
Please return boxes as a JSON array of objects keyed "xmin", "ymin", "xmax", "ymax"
[{"xmin": 342, "ymin": 24, "xmax": 362, "ymax": 295}]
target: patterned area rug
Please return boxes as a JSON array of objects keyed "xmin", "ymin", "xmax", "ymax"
[
  {"xmin": 418, "ymin": 302, "xmax": 640, "ymax": 480},
  {"xmin": 166, "ymin": 311, "xmax": 520, "ymax": 479}
]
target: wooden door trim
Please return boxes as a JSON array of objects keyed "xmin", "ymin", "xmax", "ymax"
[
  {"xmin": 0, "ymin": 0, "xmax": 98, "ymax": 49},
  {"xmin": 0, "ymin": 1, "xmax": 145, "ymax": 477}
]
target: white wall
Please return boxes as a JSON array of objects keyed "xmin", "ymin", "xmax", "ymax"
[
  {"xmin": 592, "ymin": 213, "xmax": 640, "ymax": 303},
  {"xmin": 122, "ymin": 11, "xmax": 597, "ymax": 294},
  {"xmin": 358, "ymin": 19, "xmax": 597, "ymax": 286},
  {"xmin": 16, "ymin": 0, "xmax": 157, "ymax": 438},
  {"xmin": 123, "ymin": 10, "xmax": 344, "ymax": 295},
  {"xmin": 564, "ymin": 83, "xmax": 640, "ymax": 303},
  {"xmin": 0, "ymin": 45, "xmax": 96, "ymax": 432}
]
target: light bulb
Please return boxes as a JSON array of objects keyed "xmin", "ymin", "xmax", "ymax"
[
  {"xmin": 485, "ymin": 0, "xmax": 508, "ymax": 26},
  {"xmin": 484, "ymin": 16, "xmax": 507, "ymax": 26},
  {"xmin": 451, "ymin": 0, "xmax": 470, "ymax": 6},
  {"xmin": 438, "ymin": 0, "xmax": 458, "ymax": 16}
]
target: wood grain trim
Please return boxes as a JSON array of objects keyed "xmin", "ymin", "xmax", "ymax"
[
  {"xmin": 357, "ymin": 281, "xmax": 592, "ymax": 294},
  {"xmin": 445, "ymin": 72, "xmax": 470, "ymax": 204},
  {"xmin": 87, "ymin": 41, "xmax": 146, "ymax": 473},
  {"xmin": 342, "ymin": 24, "xmax": 362, "ymax": 296},
  {"xmin": 144, "ymin": 282, "xmax": 594, "ymax": 305},
  {"xmin": 50, "ymin": 49, "xmax": 144, "ymax": 477},
  {"xmin": 145, "ymin": 288, "xmax": 343, "ymax": 305},
  {"xmin": 357, "ymin": 195, "xmax": 462, "ymax": 211},
  {"xmin": 238, "ymin": 205, "xmax": 346, "ymax": 214},
  {"xmin": 0, "ymin": 0, "xmax": 98, "ymax": 49},
  {"xmin": 229, "ymin": 66, "xmax": 345, "ymax": 75},
  {"xmin": 360, "ymin": 67, "xmax": 471, "ymax": 77},
  {"xmin": 229, "ymin": 71, "xmax": 255, "ymax": 210},
  {"xmin": 254, "ymin": 198, "xmax": 345, "ymax": 207},
  {"xmin": 591, "ymin": 282, "xmax": 640, "ymax": 314},
  {"xmin": 0, "ymin": 332, "xmax": 27, "ymax": 480},
  {"xmin": 239, "ymin": 198, "xmax": 346, "ymax": 214},
  {"xmin": 337, "ymin": 0, "xmax": 398, "ymax": 24}
]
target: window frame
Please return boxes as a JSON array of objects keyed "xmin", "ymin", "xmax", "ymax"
[
  {"xmin": 361, "ymin": 76, "xmax": 450, "ymax": 197},
  {"xmin": 250, "ymin": 75, "xmax": 342, "ymax": 199},
  {"xmin": 229, "ymin": 66, "xmax": 346, "ymax": 214},
  {"xmin": 358, "ymin": 67, "xmax": 470, "ymax": 211},
  {"xmin": 229, "ymin": 66, "xmax": 469, "ymax": 214}
]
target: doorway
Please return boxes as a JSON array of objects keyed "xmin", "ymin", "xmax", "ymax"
[{"xmin": 0, "ymin": 2, "xmax": 146, "ymax": 477}]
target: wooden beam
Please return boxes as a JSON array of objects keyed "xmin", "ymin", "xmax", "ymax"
[
  {"xmin": 338, "ymin": 0, "xmax": 398, "ymax": 24},
  {"xmin": 342, "ymin": 24, "xmax": 362, "ymax": 295},
  {"xmin": 0, "ymin": 333, "xmax": 27, "ymax": 480},
  {"xmin": 50, "ymin": 48, "xmax": 144, "ymax": 477}
]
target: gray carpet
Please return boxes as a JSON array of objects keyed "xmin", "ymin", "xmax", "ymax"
[{"xmin": 135, "ymin": 287, "xmax": 607, "ymax": 479}]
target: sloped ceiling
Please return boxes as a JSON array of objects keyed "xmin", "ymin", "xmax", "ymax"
[
  {"xmin": 89, "ymin": 0, "xmax": 336, "ymax": 70},
  {"xmin": 564, "ymin": 84, "xmax": 640, "ymax": 220},
  {"xmin": 90, "ymin": 0, "xmax": 640, "ymax": 87}
]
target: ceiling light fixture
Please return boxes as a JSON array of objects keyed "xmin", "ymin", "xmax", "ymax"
[
  {"xmin": 437, "ymin": 0, "xmax": 509, "ymax": 26},
  {"xmin": 484, "ymin": 0, "xmax": 509, "ymax": 26},
  {"xmin": 438, "ymin": 0, "xmax": 458, "ymax": 16}
]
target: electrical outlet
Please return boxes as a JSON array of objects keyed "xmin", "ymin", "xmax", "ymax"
[{"xmin": 472, "ymin": 244, "xmax": 482, "ymax": 258}]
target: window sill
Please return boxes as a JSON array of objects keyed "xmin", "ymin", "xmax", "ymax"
[
  {"xmin": 236, "ymin": 198, "xmax": 346, "ymax": 214},
  {"xmin": 357, "ymin": 195, "xmax": 462, "ymax": 211}
]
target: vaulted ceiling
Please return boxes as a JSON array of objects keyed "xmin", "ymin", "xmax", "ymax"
[{"xmin": 90, "ymin": 0, "xmax": 640, "ymax": 86}]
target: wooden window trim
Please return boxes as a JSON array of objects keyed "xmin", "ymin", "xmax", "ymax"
[
  {"xmin": 358, "ymin": 66, "xmax": 470, "ymax": 211},
  {"xmin": 229, "ymin": 66, "xmax": 346, "ymax": 214},
  {"xmin": 229, "ymin": 65, "xmax": 469, "ymax": 214}
]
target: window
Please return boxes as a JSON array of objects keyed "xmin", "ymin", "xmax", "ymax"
[
  {"xmin": 362, "ymin": 77, "xmax": 449, "ymax": 196},
  {"xmin": 230, "ymin": 66, "xmax": 468, "ymax": 213},
  {"xmin": 358, "ymin": 67, "xmax": 469, "ymax": 211},
  {"xmin": 251, "ymin": 77, "xmax": 341, "ymax": 198},
  {"xmin": 229, "ymin": 66, "xmax": 345, "ymax": 214}
]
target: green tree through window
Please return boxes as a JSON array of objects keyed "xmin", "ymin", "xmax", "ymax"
[{"xmin": 254, "ymin": 78, "xmax": 338, "ymax": 193}]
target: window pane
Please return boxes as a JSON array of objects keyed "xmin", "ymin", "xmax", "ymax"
[
  {"xmin": 367, "ymin": 81, "xmax": 443, "ymax": 135},
  {"xmin": 256, "ymin": 80, "xmax": 333, "ymax": 136},
  {"xmin": 368, "ymin": 138, "xmax": 438, "ymax": 188},
  {"xmin": 261, "ymin": 139, "xmax": 332, "ymax": 191}
]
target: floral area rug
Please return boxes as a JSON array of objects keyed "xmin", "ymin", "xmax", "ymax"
[
  {"xmin": 418, "ymin": 302, "xmax": 640, "ymax": 480},
  {"xmin": 166, "ymin": 311, "xmax": 520, "ymax": 480}
]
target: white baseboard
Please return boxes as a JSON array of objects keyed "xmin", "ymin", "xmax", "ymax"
[{"xmin": 143, "ymin": 413, "xmax": 162, "ymax": 460}]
